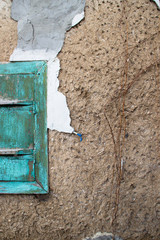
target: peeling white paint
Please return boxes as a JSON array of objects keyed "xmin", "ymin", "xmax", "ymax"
[
  {"xmin": 10, "ymin": 49, "xmax": 57, "ymax": 61},
  {"xmin": 47, "ymin": 59, "xmax": 74, "ymax": 133},
  {"xmin": 152, "ymin": 0, "xmax": 160, "ymax": 9},
  {"xmin": 10, "ymin": 0, "xmax": 85, "ymax": 133},
  {"xmin": 72, "ymin": 12, "xmax": 84, "ymax": 27},
  {"xmin": 10, "ymin": 52, "xmax": 74, "ymax": 133}
]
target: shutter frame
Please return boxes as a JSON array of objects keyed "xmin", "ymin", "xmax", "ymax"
[{"xmin": 0, "ymin": 61, "xmax": 48, "ymax": 194}]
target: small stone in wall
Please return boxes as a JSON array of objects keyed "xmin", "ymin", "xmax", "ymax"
[{"xmin": 83, "ymin": 232, "xmax": 123, "ymax": 240}]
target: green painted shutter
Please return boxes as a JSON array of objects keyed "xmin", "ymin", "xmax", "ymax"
[{"xmin": 0, "ymin": 61, "xmax": 48, "ymax": 194}]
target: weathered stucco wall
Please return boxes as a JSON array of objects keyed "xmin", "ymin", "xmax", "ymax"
[
  {"xmin": 0, "ymin": 0, "xmax": 160, "ymax": 240},
  {"xmin": 10, "ymin": 0, "xmax": 85, "ymax": 133},
  {"xmin": 0, "ymin": 0, "xmax": 17, "ymax": 62}
]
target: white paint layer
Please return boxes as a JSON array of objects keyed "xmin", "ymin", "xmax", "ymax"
[
  {"xmin": 10, "ymin": 2, "xmax": 86, "ymax": 133},
  {"xmin": 10, "ymin": 48, "xmax": 57, "ymax": 61},
  {"xmin": 153, "ymin": 0, "xmax": 160, "ymax": 9},
  {"xmin": 72, "ymin": 11, "xmax": 84, "ymax": 27},
  {"xmin": 47, "ymin": 59, "xmax": 74, "ymax": 133},
  {"xmin": 10, "ymin": 52, "xmax": 74, "ymax": 133}
]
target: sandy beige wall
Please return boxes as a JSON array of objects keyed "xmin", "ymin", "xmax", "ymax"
[
  {"xmin": 0, "ymin": 0, "xmax": 17, "ymax": 62},
  {"xmin": 0, "ymin": 0, "xmax": 160, "ymax": 239}
]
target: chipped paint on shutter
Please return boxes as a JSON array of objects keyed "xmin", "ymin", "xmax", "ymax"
[{"xmin": 0, "ymin": 61, "xmax": 48, "ymax": 194}]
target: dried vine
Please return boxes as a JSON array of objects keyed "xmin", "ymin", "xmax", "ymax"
[{"xmin": 104, "ymin": 1, "xmax": 160, "ymax": 228}]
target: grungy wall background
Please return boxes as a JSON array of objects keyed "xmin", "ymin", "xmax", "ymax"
[{"xmin": 0, "ymin": 0, "xmax": 160, "ymax": 240}]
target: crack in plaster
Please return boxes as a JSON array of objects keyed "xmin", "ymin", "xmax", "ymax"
[{"xmin": 10, "ymin": 0, "xmax": 85, "ymax": 133}]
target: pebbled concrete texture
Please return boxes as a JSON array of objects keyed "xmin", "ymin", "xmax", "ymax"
[{"xmin": 0, "ymin": 0, "xmax": 160, "ymax": 240}]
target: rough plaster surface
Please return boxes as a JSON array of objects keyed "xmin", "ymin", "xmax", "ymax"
[
  {"xmin": 10, "ymin": 0, "xmax": 85, "ymax": 133},
  {"xmin": 0, "ymin": 0, "xmax": 17, "ymax": 62},
  {"xmin": 0, "ymin": 0, "xmax": 160, "ymax": 240}
]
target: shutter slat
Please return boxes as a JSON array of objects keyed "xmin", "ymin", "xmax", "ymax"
[
  {"xmin": 0, "ymin": 148, "xmax": 33, "ymax": 155},
  {"xmin": 0, "ymin": 99, "xmax": 33, "ymax": 106}
]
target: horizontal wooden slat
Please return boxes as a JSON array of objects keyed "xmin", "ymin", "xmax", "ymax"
[
  {"xmin": 0, "ymin": 99, "xmax": 33, "ymax": 106},
  {"xmin": 0, "ymin": 156, "xmax": 35, "ymax": 181},
  {"xmin": 0, "ymin": 181, "xmax": 47, "ymax": 194},
  {"xmin": 0, "ymin": 148, "xmax": 33, "ymax": 155},
  {"xmin": 0, "ymin": 75, "xmax": 35, "ymax": 101}
]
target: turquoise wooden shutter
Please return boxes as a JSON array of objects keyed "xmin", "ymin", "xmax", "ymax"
[{"xmin": 0, "ymin": 61, "xmax": 48, "ymax": 194}]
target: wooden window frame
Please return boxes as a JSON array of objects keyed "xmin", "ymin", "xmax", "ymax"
[{"xmin": 0, "ymin": 61, "xmax": 48, "ymax": 194}]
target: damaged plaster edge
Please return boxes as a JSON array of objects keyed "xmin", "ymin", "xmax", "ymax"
[
  {"xmin": 9, "ymin": 12, "xmax": 85, "ymax": 133},
  {"xmin": 152, "ymin": 0, "xmax": 160, "ymax": 9},
  {"xmin": 72, "ymin": 11, "xmax": 84, "ymax": 27},
  {"xmin": 47, "ymin": 58, "xmax": 74, "ymax": 133},
  {"xmin": 10, "ymin": 49, "xmax": 57, "ymax": 61},
  {"xmin": 10, "ymin": 51, "xmax": 74, "ymax": 133}
]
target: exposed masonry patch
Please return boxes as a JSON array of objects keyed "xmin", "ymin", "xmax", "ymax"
[{"xmin": 10, "ymin": 0, "xmax": 85, "ymax": 133}]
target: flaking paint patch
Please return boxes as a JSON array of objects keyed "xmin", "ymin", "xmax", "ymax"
[
  {"xmin": 10, "ymin": 0, "xmax": 86, "ymax": 133},
  {"xmin": 10, "ymin": 49, "xmax": 57, "ymax": 61},
  {"xmin": 152, "ymin": 0, "xmax": 160, "ymax": 9},
  {"xmin": 47, "ymin": 59, "xmax": 73, "ymax": 132},
  {"xmin": 72, "ymin": 11, "xmax": 84, "ymax": 27}
]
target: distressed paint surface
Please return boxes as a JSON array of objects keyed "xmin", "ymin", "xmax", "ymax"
[
  {"xmin": 0, "ymin": 1, "xmax": 160, "ymax": 239},
  {"xmin": 34, "ymin": 63, "xmax": 48, "ymax": 191},
  {"xmin": 0, "ymin": 156, "xmax": 34, "ymax": 181},
  {"xmin": 0, "ymin": 61, "xmax": 44, "ymax": 74},
  {"xmin": 0, "ymin": 148, "xmax": 33, "ymax": 155},
  {"xmin": 0, "ymin": 61, "xmax": 48, "ymax": 194},
  {"xmin": 0, "ymin": 181, "xmax": 46, "ymax": 194},
  {"xmin": 10, "ymin": 0, "xmax": 86, "ymax": 133},
  {"xmin": 0, "ymin": 106, "xmax": 34, "ymax": 149},
  {"xmin": 11, "ymin": 0, "xmax": 85, "ymax": 52},
  {"xmin": 47, "ymin": 59, "xmax": 73, "ymax": 132}
]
